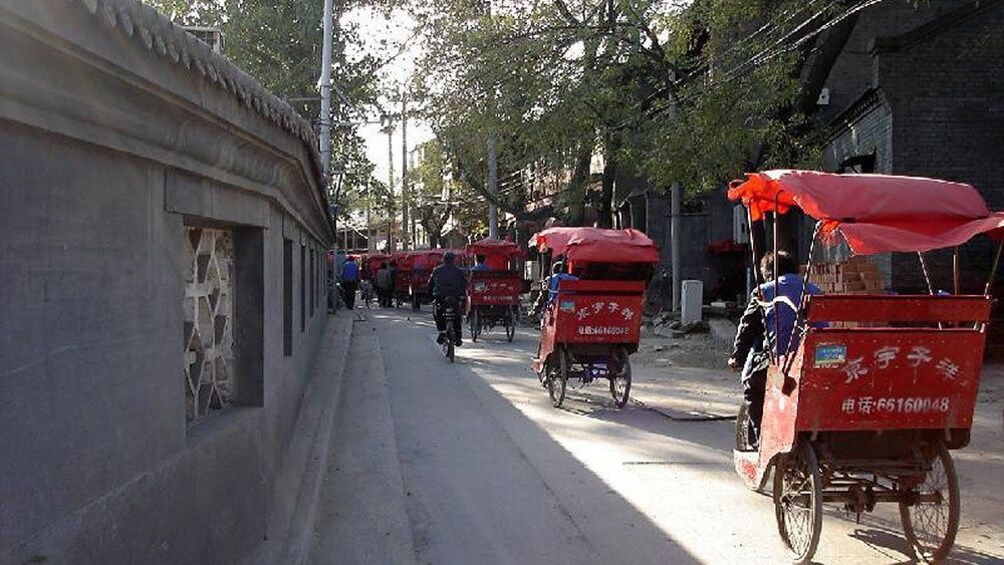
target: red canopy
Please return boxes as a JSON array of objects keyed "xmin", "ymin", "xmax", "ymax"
[
  {"xmin": 466, "ymin": 238, "xmax": 526, "ymax": 258},
  {"xmin": 728, "ymin": 170, "xmax": 1004, "ymax": 255},
  {"xmin": 530, "ymin": 227, "xmax": 660, "ymax": 263}
]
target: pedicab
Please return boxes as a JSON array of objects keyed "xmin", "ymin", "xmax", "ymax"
[
  {"xmin": 465, "ymin": 238, "xmax": 526, "ymax": 342},
  {"xmin": 728, "ymin": 170, "xmax": 1004, "ymax": 564},
  {"xmin": 407, "ymin": 249, "xmax": 448, "ymax": 311},
  {"xmin": 390, "ymin": 251, "xmax": 413, "ymax": 308},
  {"xmin": 360, "ymin": 253, "xmax": 390, "ymax": 282},
  {"xmin": 529, "ymin": 228, "xmax": 659, "ymax": 408}
]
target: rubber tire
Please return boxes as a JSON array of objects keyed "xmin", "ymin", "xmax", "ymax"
[
  {"xmin": 899, "ymin": 442, "xmax": 960, "ymax": 563},
  {"xmin": 443, "ymin": 324, "xmax": 455, "ymax": 362},
  {"xmin": 548, "ymin": 348, "xmax": 567, "ymax": 408},
  {"xmin": 505, "ymin": 306, "xmax": 516, "ymax": 342},
  {"xmin": 609, "ymin": 348, "xmax": 632, "ymax": 408},
  {"xmin": 469, "ymin": 309, "xmax": 480, "ymax": 342},
  {"xmin": 773, "ymin": 439, "xmax": 823, "ymax": 565}
]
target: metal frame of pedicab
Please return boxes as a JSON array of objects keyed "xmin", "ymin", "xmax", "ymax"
[
  {"xmin": 465, "ymin": 238, "xmax": 526, "ymax": 343},
  {"xmin": 729, "ymin": 170, "xmax": 1004, "ymax": 564},
  {"xmin": 529, "ymin": 228, "xmax": 659, "ymax": 409},
  {"xmin": 389, "ymin": 251, "xmax": 414, "ymax": 308},
  {"xmin": 360, "ymin": 253, "xmax": 390, "ymax": 282}
]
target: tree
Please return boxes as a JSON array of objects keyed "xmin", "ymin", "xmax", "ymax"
[{"xmin": 407, "ymin": 0, "xmax": 872, "ymax": 224}]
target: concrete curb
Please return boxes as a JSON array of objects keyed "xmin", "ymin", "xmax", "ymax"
[
  {"xmin": 253, "ymin": 313, "xmax": 355, "ymax": 565},
  {"xmin": 707, "ymin": 317, "xmax": 737, "ymax": 347}
]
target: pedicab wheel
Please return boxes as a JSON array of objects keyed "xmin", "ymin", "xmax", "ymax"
[
  {"xmin": 735, "ymin": 404, "xmax": 752, "ymax": 451},
  {"xmin": 735, "ymin": 404, "xmax": 771, "ymax": 492},
  {"xmin": 469, "ymin": 309, "xmax": 480, "ymax": 342},
  {"xmin": 609, "ymin": 347, "xmax": 631, "ymax": 408},
  {"xmin": 505, "ymin": 306, "xmax": 516, "ymax": 342},
  {"xmin": 547, "ymin": 348, "xmax": 568, "ymax": 408},
  {"xmin": 898, "ymin": 441, "xmax": 960, "ymax": 563},
  {"xmin": 773, "ymin": 439, "xmax": 823, "ymax": 565}
]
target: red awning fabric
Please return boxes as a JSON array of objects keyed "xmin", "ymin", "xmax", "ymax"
[
  {"xmin": 530, "ymin": 227, "xmax": 660, "ymax": 263},
  {"xmin": 466, "ymin": 238, "xmax": 526, "ymax": 258},
  {"xmin": 728, "ymin": 170, "xmax": 1004, "ymax": 255}
]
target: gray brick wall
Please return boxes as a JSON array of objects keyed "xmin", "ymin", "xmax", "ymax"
[
  {"xmin": 824, "ymin": 96, "xmax": 894, "ymax": 172},
  {"xmin": 819, "ymin": 0, "xmax": 969, "ymax": 125}
]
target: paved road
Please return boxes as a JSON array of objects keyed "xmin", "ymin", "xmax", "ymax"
[{"xmin": 308, "ymin": 309, "xmax": 1004, "ymax": 564}]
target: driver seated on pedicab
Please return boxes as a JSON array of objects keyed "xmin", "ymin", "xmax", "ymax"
[
  {"xmin": 728, "ymin": 250, "xmax": 822, "ymax": 448},
  {"xmin": 471, "ymin": 254, "xmax": 491, "ymax": 273},
  {"xmin": 529, "ymin": 260, "xmax": 579, "ymax": 319},
  {"xmin": 428, "ymin": 251, "xmax": 469, "ymax": 347}
]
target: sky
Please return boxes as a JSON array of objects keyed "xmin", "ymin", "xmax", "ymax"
[{"xmin": 341, "ymin": 6, "xmax": 433, "ymax": 193}]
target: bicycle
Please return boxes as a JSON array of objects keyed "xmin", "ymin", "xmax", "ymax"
[{"xmin": 436, "ymin": 297, "xmax": 461, "ymax": 362}]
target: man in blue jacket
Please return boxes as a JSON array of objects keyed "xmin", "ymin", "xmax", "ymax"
[
  {"xmin": 729, "ymin": 250, "xmax": 821, "ymax": 447},
  {"xmin": 340, "ymin": 256, "xmax": 360, "ymax": 309}
]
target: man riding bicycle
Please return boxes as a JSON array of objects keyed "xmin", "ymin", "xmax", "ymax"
[{"xmin": 428, "ymin": 251, "xmax": 468, "ymax": 347}]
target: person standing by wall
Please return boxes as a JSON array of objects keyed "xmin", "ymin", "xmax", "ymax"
[{"xmin": 375, "ymin": 261, "xmax": 393, "ymax": 307}]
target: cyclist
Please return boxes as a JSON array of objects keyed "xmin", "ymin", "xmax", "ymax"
[{"xmin": 428, "ymin": 251, "xmax": 468, "ymax": 346}]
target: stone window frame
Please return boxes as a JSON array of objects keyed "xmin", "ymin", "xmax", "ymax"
[
  {"xmin": 283, "ymin": 238, "xmax": 293, "ymax": 357},
  {"xmin": 182, "ymin": 220, "xmax": 264, "ymax": 429},
  {"xmin": 300, "ymin": 243, "xmax": 306, "ymax": 333}
]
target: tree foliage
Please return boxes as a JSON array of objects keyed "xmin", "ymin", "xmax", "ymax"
[
  {"xmin": 145, "ymin": 0, "xmax": 388, "ymax": 221},
  {"xmin": 407, "ymin": 0, "xmax": 862, "ymax": 225}
]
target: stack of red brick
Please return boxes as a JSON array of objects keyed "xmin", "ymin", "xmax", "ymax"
[
  {"xmin": 800, "ymin": 257, "xmax": 886, "ymax": 328},
  {"xmin": 800, "ymin": 256, "xmax": 885, "ymax": 294}
]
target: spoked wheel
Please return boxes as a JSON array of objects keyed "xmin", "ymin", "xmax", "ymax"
[
  {"xmin": 773, "ymin": 439, "xmax": 823, "ymax": 564},
  {"xmin": 443, "ymin": 326, "xmax": 455, "ymax": 362},
  {"xmin": 547, "ymin": 348, "xmax": 568, "ymax": 408},
  {"xmin": 735, "ymin": 404, "xmax": 770, "ymax": 493},
  {"xmin": 469, "ymin": 309, "xmax": 481, "ymax": 342},
  {"xmin": 608, "ymin": 347, "xmax": 631, "ymax": 408},
  {"xmin": 505, "ymin": 306, "xmax": 516, "ymax": 342},
  {"xmin": 899, "ymin": 442, "xmax": 960, "ymax": 563}
]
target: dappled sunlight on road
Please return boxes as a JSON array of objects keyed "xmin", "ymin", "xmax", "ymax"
[{"xmin": 369, "ymin": 308, "xmax": 1004, "ymax": 564}]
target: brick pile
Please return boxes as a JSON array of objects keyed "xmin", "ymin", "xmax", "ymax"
[
  {"xmin": 800, "ymin": 257, "xmax": 886, "ymax": 328},
  {"xmin": 801, "ymin": 256, "xmax": 885, "ymax": 294}
]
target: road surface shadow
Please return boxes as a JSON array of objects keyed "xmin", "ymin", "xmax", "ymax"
[
  {"xmin": 850, "ymin": 527, "xmax": 1001, "ymax": 565},
  {"xmin": 376, "ymin": 310, "xmax": 707, "ymax": 564}
]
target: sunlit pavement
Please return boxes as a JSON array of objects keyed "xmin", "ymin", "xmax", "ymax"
[{"xmin": 309, "ymin": 307, "xmax": 1004, "ymax": 564}]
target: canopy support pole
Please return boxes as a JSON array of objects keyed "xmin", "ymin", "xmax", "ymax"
[
  {"xmin": 771, "ymin": 200, "xmax": 780, "ymax": 363},
  {"xmin": 984, "ymin": 239, "xmax": 1004, "ymax": 297},
  {"xmin": 783, "ymin": 221, "xmax": 822, "ymax": 376},
  {"xmin": 953, "ymin": 247, "xmax": 961, "ymax": 294},
  {"xmin": 917, "ymin": 252, "xmax": 935, "ymax": 295}
]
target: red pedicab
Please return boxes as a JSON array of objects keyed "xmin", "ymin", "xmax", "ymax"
[
  {"xmin": 465, "ymin": 238, "xmax": 526, "ymax": 343},
  {"xmin": 389, "ymin": 251, "xmax": 413, "ymax": 308},
  {"xmin": 729, "ymin": 170, "xmax": 1004, "ymax": 563},
  {"xmin": 360, "ymin": 253, "xmax": 390, "ymax": 282},
  {"xmin": 529, "ymin": 228, "xmax": 659, "ymax": 408},
  {"xmin": 408, "ymin": 249, "xmax": 443, "ymax": 310}
]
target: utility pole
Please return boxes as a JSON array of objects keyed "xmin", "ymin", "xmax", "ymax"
[
  {"xmin": 485, "ymin": 0, "xmax": 499, "ymax": 240},
  {"xmin": 671, "ymin": 182, "xmax": 681, "ymax": 312},
  {"xmin": 401, "ymin": 95, "xmax": 410, "ymax": 250},
  {"xmin": 487, "ymin": 135, "xmax": 499, "ymax": 239},
  {"xmin": 319, "ymin": 0, "xmax": 332, "ymax": 182},
  {"xmin": 386, "ymin": 117, "xmax": 395, "ymax": 252}
]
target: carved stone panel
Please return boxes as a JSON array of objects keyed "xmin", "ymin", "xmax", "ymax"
[{"xmin": 182, "ymin": 226, "xmax": 234, "ymax": 423}]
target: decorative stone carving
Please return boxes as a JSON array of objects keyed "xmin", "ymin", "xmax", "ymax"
[{"xmin": 182, "ymin": 226, "xmax": 234, "ymax": 423}]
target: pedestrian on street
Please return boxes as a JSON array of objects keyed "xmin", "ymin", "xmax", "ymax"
[
  {"xmin": 388, "ymin": 260, "xmax": 399, "ymax": 307},
  {"xmin": 375, "ymin": 261, "xmax": 393, "ymax": 307},
  {"xmin": 341, "ymin": 256, "xmax": 360, "ymax": 309}
]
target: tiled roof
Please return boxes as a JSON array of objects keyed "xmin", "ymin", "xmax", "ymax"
[{"xmin": 66, "ymin": 0, "xmax": 320, "ymax": 165}]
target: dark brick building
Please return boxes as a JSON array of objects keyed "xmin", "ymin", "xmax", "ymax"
[{"xmin": 820, "ymin": 0, "xmax": 1004, "ymax": 294}]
